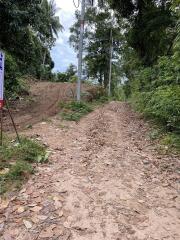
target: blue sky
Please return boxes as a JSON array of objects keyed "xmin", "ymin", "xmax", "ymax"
[{"xmin": 51, "ymin": 0, "xmax": 79, "ymax": 72}]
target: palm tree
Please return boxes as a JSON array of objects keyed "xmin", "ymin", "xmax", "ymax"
[
  {"xmin": 40, "ymin": 0, "xmax": 63, "ymax": 79},
  {"xmin": 40, "ymin": 0, "xmax": 63, "ymax": 46}
]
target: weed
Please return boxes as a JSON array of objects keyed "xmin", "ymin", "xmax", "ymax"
[
  {"xmin": 0, "ymin": 137, "xmax": 47, "ymax": 163},
  {"xmin": 7, "ymin": 161, "xmax": 34, "ymax": 180},
  {"xmin": 0, "ymin": 161, "xmax": 33, "ymax": 194},
  {"xmin": 160, "ymin": 133, "xmax": 180, "ymax": 153},
  {"xmin": 0, "ymin": 136, "xmax": 49, "ymax": 194},
  {"xmin": 60, "ymin": 101, "xmax": 93, "ymax": 122}
]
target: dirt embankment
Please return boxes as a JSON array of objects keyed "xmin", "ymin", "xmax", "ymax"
[
  {"xmin": 4, "ymin": 82, "xmax": 87, "ymax": 131},
  {"xmin": 1, "ymin": 101, "xmax": 179, "ymax": 240}
]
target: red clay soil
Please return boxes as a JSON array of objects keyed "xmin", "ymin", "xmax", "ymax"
[{"xmin": 0, "ymin": 101, "xmax": 179, "ymax": 240}]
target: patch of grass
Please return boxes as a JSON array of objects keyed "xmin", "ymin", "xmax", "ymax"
[
  {"xmin": 60, "ymin": 101, "xmax": 93, "ymax": 122},
  {"xmin": 0, "ymin": 137, "xmax": 47, "ymax": 163},
  {"xmin": 160, "ymin": 133, "xmax": 180, "ymax": 153},
  {"xmin": 148, "ymin": 125, "xmax": 180, "ymax": 153},
  {"xmin": 7, "ymin": 161, "xmax": 34, "ymax": 180},
  {"xmin": 0, "ymin": 161, "xmax": 33, "ymax": 194},
  {"xmin": 0, "ymin": 136, "xmax": 49, "ymax": 194}
]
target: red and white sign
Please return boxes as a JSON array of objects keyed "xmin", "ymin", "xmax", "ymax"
[{"xmin": 0, "ymin": 51, "xmax": 5, "ymax": 109}]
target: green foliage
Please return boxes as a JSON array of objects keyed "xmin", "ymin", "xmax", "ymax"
[
  {"xmin": 113, "ymin": 86, "xmax": 126, "ymax": 101},
  {"xmin": 4, "ymin": 52, "xmax": 20, "ymax": 94},
  {"xmin": 131, "ymin": 86, "xmax": 180, "ymax": 131},
  {"xmin": 70, "ymin": 75, "xmax": 78, "ymax": 83},
  {"xmin": 7, "ymin": 161, "xmax": 34, "ymax": 180},
  {"xmin": 160, "ymin": 133, "xmax": 180, "ymax": 152},
  {"xmin": 0, "ymin": 0, "xmax": 62, "ymax": 94},
  {"xmin": 0, "ymin": 137, "xmax": 47, "ymax": 164},
  {"xmin": 0, "ymin": 136, "xmax": 49, "ymax": 194},
  {"xmin": 70, "ymin": 7, "xmax": 122, "ymax": 88},
  {"xmin": 60, "ymin": 101, "xmax": 93, "ymax": 121},
  {"xmin": 108, "ymin": 0, "xmax": 176, "ymax": 65},
  {"xmin": 55, "ymin": 64, "xmax": 77, "ymax": 82},
  {"xmin": 12, "ymin": 138, "xmax": 47, "ymax": 163}
]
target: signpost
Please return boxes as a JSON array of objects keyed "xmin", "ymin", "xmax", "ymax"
[
  {"xmin": 0, "ymin": 50, "xmax": 20, "ymax": 146},
  {"xmin": 0, "ymin": 51, "xmax": 5, "ymax": 109},
  {"xmin": 0, "ymin": 51, "xmax": 4, "ymax": 145}
]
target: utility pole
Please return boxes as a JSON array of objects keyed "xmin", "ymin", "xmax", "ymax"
[
  {"xmin": 77, "ymin": 0, "xmax": 86, "ymax": 101},
  {"xmin": 108, "ymin": 28, "xmax": 113, "ymax": 97}
]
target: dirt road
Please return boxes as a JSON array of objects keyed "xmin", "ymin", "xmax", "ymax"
[{"xmin": 1, "ymin": 102, "xmax": 179, "ymax": 239}]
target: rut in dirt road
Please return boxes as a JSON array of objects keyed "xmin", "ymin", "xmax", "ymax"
[{"xmin": 1, "ymin": 102, "xmax": 179, "ymax": 240}]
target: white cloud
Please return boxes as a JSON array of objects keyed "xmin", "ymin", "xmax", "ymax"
[
  {"xmin": 51, "ymin": 0, "xmax": 79, "ymax": 72},
  {"xmin": 55, "ymin": 0, "xmax": 80, "ymax": 13},
  {"xmin": 56, "ymin": 37, "xmax": 64, "ymax": 44}
]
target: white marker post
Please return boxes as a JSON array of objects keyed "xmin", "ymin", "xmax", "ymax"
[{"xmin": 0, "ymin": 51, "xmax": 5, "ymax": 109}]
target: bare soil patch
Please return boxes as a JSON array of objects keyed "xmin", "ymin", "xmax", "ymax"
[{"xmin": 4, "ymin": 82, "xmax": 87, "ymax": 131}]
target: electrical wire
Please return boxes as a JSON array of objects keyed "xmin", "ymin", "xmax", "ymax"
[{"xmin": 73, "ymin": 0, "xmax": 80, "ymax": 8}]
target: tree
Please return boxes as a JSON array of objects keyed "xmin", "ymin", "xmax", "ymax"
[
  {"xmin": 69, "ymin": 6, "xmax": 122, "ymax": 88},
  {"xmin": 56, "ymin": 64, "xmax": 77, "ymax": 82},
  {"xmin": 107, "ymin": 0, "xmax": 176, "ymax": 65},
  {"xmin": 0, "ymin": 0, "xmax": 62, "ymax": 78},
  {"xmin": 66, "ymin": 64, "xmax": 77, "ymax": 78}
]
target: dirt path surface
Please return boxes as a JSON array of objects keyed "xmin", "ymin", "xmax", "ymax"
[{"xmin": 1, "ymin": 102, "xmax": 179, "ymax": 240}]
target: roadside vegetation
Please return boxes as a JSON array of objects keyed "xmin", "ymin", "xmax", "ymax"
[
  {"xmin": 70, "ymin": 0, "xmax": 180, "ymax": 152},
  {"xmin": 60, "ymin": 101, "xmax": 93, "ymax": 122},
  {"xmin": 59, "ymin": 88, "xmax": 109, "ymax": 122},
  {"xmin": 0, "ymin": 137, "xmax": 49, "ymax": 194}
]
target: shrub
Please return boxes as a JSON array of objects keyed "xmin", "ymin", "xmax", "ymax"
[
  {"xmin": 160, "ymin": 133, "xmax": 180, "ymax": 152},
  {"xmin": 4, "ymin": 52, "xmax": 31, "ymax": 98},
  {"xmin": 85, "ymin": 86, "xmax": 107, "ymax": 101},
  {"xmin": 0, "ymin": 137, "xmax": 47, "ymax": 164},
  {"xmin": 0, "ymin": 137, "xmax": 49, "ymax": 194},
  {"xmin": 4, "ymin": 52, "xmax": 20, "ymax": 95},
  {"xmin": 131, "ymin": 86, "xmax": 180, "ymax": 131},
  {"xmin": 7, "ymin": 161, "xmax": 34, "ymax": 180},
  {"xmin": 113, "ymin": 86, "xmax": 126, "ymax": 101},
  {"xmin": 60, "ymin": 101, "xmax": 93, "ymax": 121}
]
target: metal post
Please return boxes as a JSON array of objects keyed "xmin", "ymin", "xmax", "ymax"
[
  {"xmin": 0, "ymin": 108, "xmax": 3, "ymax": 146},
  {"xmin": 4, "ymin": 96, "xmax": 21, "ymax": 143},
  {"xmin": 108, "ymin": 28, "xmax": 113, "ymax": 97},
  {"xmin": 77, "ymin": 0, "xmax": 86, "ymax": 101}
]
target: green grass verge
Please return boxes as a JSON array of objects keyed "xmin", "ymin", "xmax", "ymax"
[
  {"xmin": 148, "ymin": 126, "xmax": 180, "ymax": 154},
  {"xmin": 0, "ymin": 137, "xmax": 49, "ymax": 195},
  {"xmin": 159, "ymin": 132, "xmax": 180, "ymax": 153}
]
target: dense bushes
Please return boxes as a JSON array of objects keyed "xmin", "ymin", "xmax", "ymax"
[
  {"xmin": 4, "ymin": 52, "xmax": 19, "ymax": 94},
  {"xmin": 132, "ymin": 86, "xmax": 180, "ymax": 131},
  {"xmin": 125, "ymin": 47, "xmax": 180, "ymax": 133}
]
